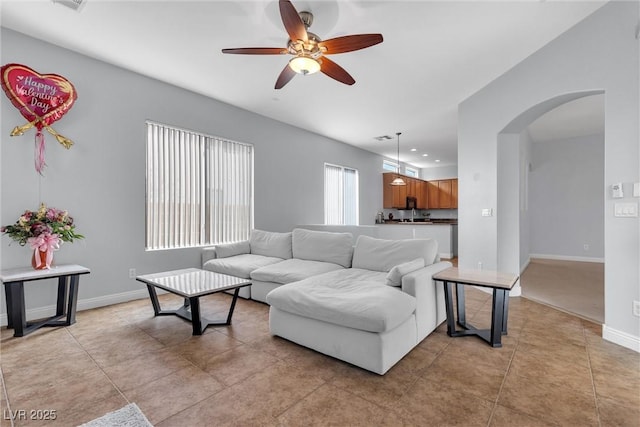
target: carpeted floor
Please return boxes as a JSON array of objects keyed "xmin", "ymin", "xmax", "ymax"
[{"xmin": 521, "ymin": 258, "xmax": 604, "ymax": 324}]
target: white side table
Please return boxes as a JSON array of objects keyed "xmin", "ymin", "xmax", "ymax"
[{"xmin": 1, "ymin": 264, "xmax": 90, "ymax": 337}]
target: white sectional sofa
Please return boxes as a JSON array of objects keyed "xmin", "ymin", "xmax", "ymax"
[{"xmin": 202, "ymin": 228, "xmax": 451, "ymax": 374}]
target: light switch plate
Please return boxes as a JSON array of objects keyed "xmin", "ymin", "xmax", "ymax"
[
  {"xmin": 481, "ymin": 208, "xmax": 493, "ymax": 217},
  {"xmin": 614, "ymin": 202, "xmax": 638, "ymax": 217}
]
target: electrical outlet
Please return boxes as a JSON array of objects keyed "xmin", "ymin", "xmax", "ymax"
[
  {"xmin": 129, "ymin": 268, "xmax": 136, "ymax": 279},
  {"xmin": 583, "ymin": 244, "xmax": 589, "ymax": 251},
  {"xmin": 633, "ymin": 300, "xmax": 640, "ymax": 317}
]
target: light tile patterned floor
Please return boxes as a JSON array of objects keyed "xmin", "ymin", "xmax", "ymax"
[{"xmin": 1, "ymin": 288, "xmax": 638, "ymax": 426}]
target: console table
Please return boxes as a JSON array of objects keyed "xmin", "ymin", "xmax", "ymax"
[
  {"xmin": 1, "ymin": 264, "xmax": 90, "ymax": 337},
  {"xmin": 433, "ymin": 267, "xmax": 518, "ymax": 347}
]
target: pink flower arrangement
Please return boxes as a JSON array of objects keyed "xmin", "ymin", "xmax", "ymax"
[{"xmin": 1, "ymin": 203, "xmax": 84, "ymax": 267}]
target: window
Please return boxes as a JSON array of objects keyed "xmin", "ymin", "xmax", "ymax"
[
  {"xmin": 146, "ymin": 121, "xmax": 253, "ymax": 250},
  {"xmin": 405, "ymin": 167, "xmax": 419, "ymax": 178},
  {"xmin": 324, "ymin": 163, "xmax": 359, "ymax": 225},
  {"xmin": 383, "ymin": 160, "xmax": 399, "ymax": 172}
]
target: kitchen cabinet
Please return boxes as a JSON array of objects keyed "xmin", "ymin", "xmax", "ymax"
[
  {"xmin": 382, "ymin": 173, "xmax": 421, "ymax": 209},
  {"xmin": 416, "ymin": 180, "xmax": 428, "ymax": 209},
  {"xmin": 383, "ymin": 173, "xmax": 458, "ymax": 209},
  {"xmin": 426, "ymin": 178, "xmax": 458, "ymax": 209}
]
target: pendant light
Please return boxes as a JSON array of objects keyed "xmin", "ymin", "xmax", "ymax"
[{"xmin": 390, "ymin": 132, "xmax": 406, "ymax": 186}]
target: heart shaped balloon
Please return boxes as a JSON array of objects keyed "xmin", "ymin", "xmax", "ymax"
[{"xmin": 1, "ymin": 63, "xmax": 77, "ymax": 131}]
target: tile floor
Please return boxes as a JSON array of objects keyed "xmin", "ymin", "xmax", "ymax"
[{"xmin": 1, "ymin": 288, "xmax": 638, "ymax": 426}]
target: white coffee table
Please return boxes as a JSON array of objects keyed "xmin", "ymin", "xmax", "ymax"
[{"xmin": 136, "ymin": 268, "xmax": 251, "ymax": 335}]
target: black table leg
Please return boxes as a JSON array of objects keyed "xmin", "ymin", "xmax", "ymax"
[
  {"xmin": 443, "ymin": 281, "xmax": 456, "ymax": 337},
  {"xmin": 146, "ymin": 284, "xmax": 162, "ymax": 315},
  {"xmin": 56, "ymin": 276, "xmax": 68, "ymax": 317},
  {"xmin": 502, "ymin": 290, "xmax": 510, "ymax": 334},
  {"xmin": 490, "ymin": 289, "xmax": 506, "ymax": 347},
  {"xmin": 189, "ymin": 297, "xmax": 203, "ymax": 335},
  {"xmin": 225, "ymin": 288, "xmax": 241, "ymax": 324},
  {"xmin": 455, "ymin": 283, "xmax": 466, "ymax": 326},
  {"xmin": 65, "ymin": 274, "xmax": 80, "ymax": 326},
  {"xmin": 5, "ymin": 282, "xmax": 26, "ymax": 337}
]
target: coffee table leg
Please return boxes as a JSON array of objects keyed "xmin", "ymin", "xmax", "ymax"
[
  {"xmin": 146, "ymin": 284, "xmax": 162, "ymax": 316},
  {"xmin": 189, "ymin": 296, "xmax": 203, "ymax": 335},
  {"xmin": 226, "ymin": 288, "xmax": 241, "ymax": 324}
]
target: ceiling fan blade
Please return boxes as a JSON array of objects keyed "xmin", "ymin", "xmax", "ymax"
[
  {"xmin": 279, "ymin": 0, "xmax": 307, "ymax": 42},
  {"xmin": 222, "ymin": 48, "xmax": 287, "ymax": 55},
  {"xmin": 319, "ymin": 34, "xmax": 384, "ymax": 54},
  {"xmin": 320, "ymin": 57, "xmax": 355, "ymax": 86},
  {"xmin": 275, "ymin": 64, "xmax": 296, "ymax": 89}
]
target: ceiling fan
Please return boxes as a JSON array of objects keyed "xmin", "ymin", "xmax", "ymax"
[{"xmin": 221, "ymin": 0, "xmax": 383, "ymax": 89}]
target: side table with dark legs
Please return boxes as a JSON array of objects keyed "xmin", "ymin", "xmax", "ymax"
[
  {"xmin": 433, "ymin": 267, "xmax": 518, "ymax": 348},
  {"xmin": 1, "ymin": 265, "xmax": 91, "ymax": 337}
]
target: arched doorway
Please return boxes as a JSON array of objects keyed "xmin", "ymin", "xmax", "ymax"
[{"xmin": 497, "ymin": 91, "xmax": 605, "ymax": 323}]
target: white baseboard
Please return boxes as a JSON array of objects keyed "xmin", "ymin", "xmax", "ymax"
[
  {"xmin": 520, "ymin": 257, "xmax": 531, "ymax": 274},
  {"xmin": 603, "ymin": 325, "xmax": 640, "ymax": 353},
  {"xmin": 439, "ymin": 252, "xmax": 453, "ymax": 260},
  {"xmin": 0, "ymin": 289, "xmax": 149, "ymax": 327},
  {"xmin": 530, "ymin": 253, "xmax": 604, "ymax": 263}
]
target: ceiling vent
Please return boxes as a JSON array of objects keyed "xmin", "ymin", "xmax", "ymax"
[
  {"xmin": 52, "ymin": 0, "xmax": 86, "ymax": 12},
  {"xmin": 374, "ymin": 135, "xmax": 393, "ymax": 141}
]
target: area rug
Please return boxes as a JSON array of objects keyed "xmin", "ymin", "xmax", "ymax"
[{"xmin": 79, "ymin": 403, "xmax": 153, "ymax": 427}]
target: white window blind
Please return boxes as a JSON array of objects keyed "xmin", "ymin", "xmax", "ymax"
[
  {"xmin": 146, "ymin": 122, "xmax": 253, "ymax": 250},
  {"xmin": 324, "ymin": 163, "xmax": 359, "ymax": 225}
]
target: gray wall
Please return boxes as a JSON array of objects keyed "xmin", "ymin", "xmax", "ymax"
[
  {"xmin": 0, "ymin": 28, "xmax": 383, "ymax": 318},
  {"xmin": 458, "ymin": 2, "xmax": 639, "ymax": 347},
  {"xmin": 421, "ymin": 165, "xmax": 458, "ymax": 181},
  {"xmin": 529, "ymin": 133, "xmax": 605, "ymax": 260}
]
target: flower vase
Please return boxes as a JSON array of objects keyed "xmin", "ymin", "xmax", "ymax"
[{"xmin": 31, "ymin": 250, "xmax": 52, "ymax": 270}]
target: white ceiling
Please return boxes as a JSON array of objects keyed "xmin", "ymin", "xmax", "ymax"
[{"xmin": 1, "ymin": 0, "xmax": 607, "ymax": 168}]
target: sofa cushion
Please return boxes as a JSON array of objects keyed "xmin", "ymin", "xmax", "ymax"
[
  {"xmin": 203, "ymin": 254, "xmax": 283, "ymax": 279},
  {"xmin": 250, "ymin": 229, "xmax": 292, "ymax": 259},
  {"xmin": 267, "ymin": 277, "xmax": 416, "ymax": 333},
  {"xmin": 385, "ymin": 258, "xmax": 425, "ymax": 287},
  {"xmin": 352, "ymin": 236, "xmax": 438, "ymax": 272},
  {"xmin": 251, "ymin": 258, "xmax": 344, "ymax": 285},
  {"xmin": 292, "ymin": 228, "xmax": 353, "ymax": 268},
  {"xmin": 215, "ymin": 240, "xmax": 250, "ymax": 258}
]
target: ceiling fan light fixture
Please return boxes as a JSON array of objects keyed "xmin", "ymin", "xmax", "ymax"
[{"xmin": 289, "ymin": 55, "xmax": 321, "ymax": 75}]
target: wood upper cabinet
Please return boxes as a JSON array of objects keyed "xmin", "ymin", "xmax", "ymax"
[
  {"xmin": 427, "ymin": 181, "xmax": 440, "ymax": 208},
  {"xmin": 426, "ymin": 178, "xmax": 458, "ymax": 209},
  {"xmin": 382, "ymin": 173, "xmax": 421, "ymax": 209},
  {"xmin": 416, "ymin": 180, "xmax": 428, "ymax": 209},
  {"xmin": 451, "ymin": 179, "xmax": 458, "ymax": 208},
  {"xmin": 438, "ymin": 180, "xmax": 453, "ymax": 209},
  {"xmin": 383, "ymin": 173, "xmax": 458, "ymax": 209}
]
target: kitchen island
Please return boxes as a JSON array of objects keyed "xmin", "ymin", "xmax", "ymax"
[{"xmin": 298, "ymin": 223, "xmax": 457, "ymax": 259}]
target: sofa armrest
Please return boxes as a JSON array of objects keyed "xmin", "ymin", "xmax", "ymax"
[
  {"xmin": 201, "ymin": 247, "xmax": 218, "ymax": 266},
  {"xmin": 401, "ymin": 260, "xmax": 452, "ymax": 342}
]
